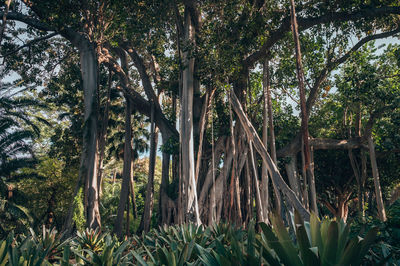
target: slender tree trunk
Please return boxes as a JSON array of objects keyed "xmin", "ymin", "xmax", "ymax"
[
  {"xmin": 290, "ymin": 0, "xmax": 318, "ymax": 215},
  {"xmin": 286, "ymin": 155, "xmax": 301, "ymax": 200},
  {"xmin": 249, "ymin": 141, "xmax": 264, "ymax": 222},
  {"xmin": 368, "ymin": 136, "xmax": 387, "ymax": 221},
  {"xmin": 264, "ymin": 59, "xmax": 282, "ymax": 218},
  {"xmin": 195, "ymin": 90, "xmax": 215, "ymax": 183},
  {"xmin": 130, "ymin": 158, "xmax": 137, "ymax": 218},
  {"xmin": 126, "ymin": 188, "xmax": 130, "ymax": 237},
  {"xmin": 348, "ymin": 149, "xmax": 363, "ymax": 218},
  {"xmin": 159, "ymin": 133, "xmax": 171, "ymax": 225},
  {"xmin": 230, "ymin": 91, "xmax": 310, "ymax": 220},
  {"xmin": 262, "ymin": 59, "xmax": 270, "ymax": 222},
  {"xmin": 228, "ymin": 102, "xmax": 242, "ymax": 223},
  {"xmin": 97, "ymin": 69, "xmax": 112, "ymax": 196},
  {"xmin": 208, "ymin": 142, "xmax": 233, "ymax": 225},
  {"xmin": 361, "ymin": 150, "xmax": 367, "ymax": 218},
  {"xmin": 114, "ymin": 97, "xmax": 133, "ymax": 238},
  {"xmin": 138, "ymin": 103, "xmax": 158, "ymax": 233}
]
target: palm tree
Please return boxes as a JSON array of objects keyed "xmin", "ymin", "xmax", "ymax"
[{"xmin": 0, "ymin": 84, "xmax": 40, "ymax": 236}]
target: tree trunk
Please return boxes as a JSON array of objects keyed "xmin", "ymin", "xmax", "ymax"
[
  {"xmin": 290, "ymin": 0, "xmax": 318, "ymax": 215},
  {"xmin": 180, "ymin": 6, "xmax": 200, "ymax": 225},
  {"xmin": 96, "ymin": 69, "xmax": 112, "ymax": 196},
  {"xmin": 228, "ymin": 102, "xmax": 242, "ymax": 223},
  {"xmin": 79, "ymin": 43, "xmax": 101, "ymax": 230},
  {"xmin": 368, "ymin": 136, "xmax": 387, "ymax": 221},
  {"xmin": 249, "ymin": 141, "xmax": 264, "ymax": 222},
  {"xmin": 230, "ymin": 91, "xmax": 310, "ymax": 221},
  {"xmin": 159, "ymin": 133, "xmax": 171, "ymax": 225},
  {"xmin": 263, "ymin": 58, "xmax": 282, "ymax": 218},
  {"xmin": 130, "ymin": 157, "xmax": 137, "ymax": 218},
  {"xmin": 138, "ymin": 103, "xmax": 158, "ymax": 233},
  {"xmin": 286, "ymin": 155, "xmax": 301, "ymax": 200},
  {"xmin": 114, "ymin": 97, "xmax": 133, "ymax": 238}
]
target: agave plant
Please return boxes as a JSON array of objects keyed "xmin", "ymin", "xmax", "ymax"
[
  {"xmin": 73, "ymin": 228, "xmax": 105, "ymax": 254},
  {"xmin": 257, "ymin": 212, "xmax": 378, "ymax": 266},
  {"xmin": 29, "ymin": 226, "xmax": 68, "ymax": 263},
  {"xmin": 196, "ymin": 221, "xmax": 263, "ymax": 266},
  {"xmin": 73, "ymin": 234, "xmax": 132, "ymax": 265}
]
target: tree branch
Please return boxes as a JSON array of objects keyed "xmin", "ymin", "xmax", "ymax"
[
  {"xmin": 2, "ymin": 32, "xmax": 58, "ymax": 57},
  {"xmin": 244, "ymin": 5, "xmax": 400, "ymax": 67}
]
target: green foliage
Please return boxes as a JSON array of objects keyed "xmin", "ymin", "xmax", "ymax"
[
  {"xmin": 351, "ymin": 200, "xmax": 400, "ymax": 265},
  {"xmin": 0, "ymin": 217, "xmax": 388, "ymax": 265},
  {"xmin": 73, "ymin": 188, "xmax": 85, "ymax": 232}
]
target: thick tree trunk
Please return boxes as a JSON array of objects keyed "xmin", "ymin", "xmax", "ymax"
[
  {"xmin": 230, "ymin": 91, "xmax": 310, "ymax": 221},
  {"xmin": 77, "ymin": 43, "xmax": 101, "ymax": 230},
  {"xmin": 114, "ymin": 97, "xmax": 133, "ymax": 238},
  {"xmin": 180, "ymin": 7, "xmax": 200, "ymax": 224},
  {"xmin": 138, "ymin": 103, "xmax": 158, "ymax": 233},
  {"xmin": 290, "ymin": 0, "xmax": 318, "ymax": 215},
  {"xmin": 368, "ymin": 136, "xmax": 387, "ymax": 221}
]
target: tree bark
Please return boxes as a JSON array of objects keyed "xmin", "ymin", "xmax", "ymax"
[
  {"xmin": 286, "ymin": 155, "xmax": 301, "ymax": 200},
  {"xmin": 159, "ymin": 133, "xmax": 171, "ymax": 225},
  {"xmin": 77, "ymin": 42, "xmax": 101, "ymax": 230},
  {"xmin": 290, "ymin": 0, "xmax": 318, "ymax": 215},
  {"xmin": 114, "ymin": 97, "xmax": 133, "ymax": 238},
  {"xmin": 138, "ymin": 103, "xmax": 158, "ymax": 233},
  {"xmin": 263, "ymin": 58, "xmax": 281, "ymax": 218},
  {"xmin": 249, "ymin": 141, "xmax": 264, "ymax": 223},
  {"xmin": 130, "ymin": 158, "xmax": 137, "ymax": 219},
  {"xmin": 230, "ymin": 91, "xmax": 310, "ymax": 221},
  {"xmin": 97, "ymin": 69, "xmax": 112, "ymax": 196},
  {"xmin": 180, "ymin": 5, "xmax": 200, "ymax": 224},
  {"xmin": 368, "ymin": 135, "xmax": 387, "ymax": 222}
]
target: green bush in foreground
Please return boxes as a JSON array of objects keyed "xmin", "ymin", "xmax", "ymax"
[{"xmin": 0, "ymin": 214, "xmax": 384, "ymax": 265}]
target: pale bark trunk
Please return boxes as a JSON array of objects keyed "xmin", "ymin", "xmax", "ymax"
[
  {"xmin": 286, "ymin": 155, "xmax": 301, "ymax": 200},
  {"xmin": 361, "ymin": 151, "xmax": 367, "ymax": 217},
  {"xmin": 208, "ymin": 142, "xmax": 234, "ymax": 225},
  {"xmin": 290, "ymin": 0, "xmax": 318, "ymax": 215},
  {"xmin": 229, "ymin": 103, "xmax": 242, "ymax": 223},
  {"xmin": 114, "ymin": 97, "xmax": 132, "ymax": 238},
  {"xmin": 138, "ymin": 103, "xmax": 158, "ymax": 233},
  {"xmin": 264, "ymin": 59, "xmax": 282, "ymax": 218},
  {"xmin": 230, "ymin": 91, "xmax": 310, "ymax": 220},
  {"xmin": 261, "ymin": 59, "xmax": 270, "ymax": 222},
  {"xmin": 78, "ymin": 43, "xmax": 101, "ymax": 230},
  {"xmin": 195, "ymin": 90, "xmax": 215, "ymax": 183},
  {"xmin": 199, "ymin": 136, "xmax": 225, "ymax": 213},
  {"xmin": 368, "ymin": 136, "xmax": 387, "ymax": 221},
  {"xmin": 180, "ymin": 7, "xmax": 200, "ymax": 224},
  {"xmin": 249, "ymin": 141, "xmax": 264, "ymax": 222},
  {"xmin": 61, "ymin": 38, "xmax": 100, "ymax": 234}
]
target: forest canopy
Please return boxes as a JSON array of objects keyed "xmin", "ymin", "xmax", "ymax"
[{"xmin": 0, "ymin": 0, "xmax": 400, "ymax": 264}]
